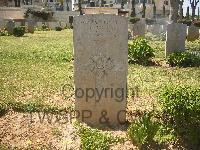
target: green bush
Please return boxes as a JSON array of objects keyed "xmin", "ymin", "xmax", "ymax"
[
  {"xmin": 129, "ymin": 17, "xmax": 140, "ymax": 24},
  {"xmin": 178, "ymin": 19, "xmax": 192, "ymax": 26},
  {"xmin": 55, "ymin": 26, "xmax": 62, "ymax": 31},
  {"xmin": 128, "ymin": 38, "xmax": 155, "ymax": 65},
  {"xmin": 41, "ymin": 23, "xmax": 50, "ymax": 31},
  {"xmin": 0, "ymin": 28, "xmax": 9, "ymax": 36},
  {"xmin": 127, "ymin": 113, "xmax": 158, "ymax": 148},
  {"xmin": 128, "ymin": 112, "xmax": 176, "ymax": 149},
  {"xmin": 167, "ymin": 52, "xmax": 200, "ymax": 67},
  {"xmin": 74, "ymin": 122, "xmax": 122, "ymax": 150},
  {"xmin": 159, "ymin": 85, "xmax": 200, "ymax": 147},
  {"xmin": 13, "ymin": 26, "xmax": 25, "ymax": 37}
]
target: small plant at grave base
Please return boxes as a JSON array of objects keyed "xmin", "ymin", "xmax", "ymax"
[
  {"xmin": 41, "ymin": 24, "xmax": 50, "ymax": 31},
  {"xmin": 127, "ymin": 112, "xmax": 176, "ymax": 149},
  {"xmin": 13, "ymin": 26, "xmax": 25, "ymax": 37},
  {"xmin": 0, "ymin": 28, "xmax": 9, "ymax": 36},
  {"xmin": 159, "ymin": 85, "xmax": 200, "ymax": 148},
  {"xmin": 0, "ymin": 101, "xmax": 8, "ymax": 116},
  {"xmin": 128, "ymin": 37, "xmax": 155, "ymax": 65},
  {"xmin": 74, "ymin": 121, "xmax": 123, "ymax": 150},
  {"xmin": 55, "ymin": 26, "xmax": 62, "ymax": 31},
  {"xmin": 167, "ymin": 51, "xmax": 200, "ymax": 67},
  {"xmin": 154, "ymin": 124, "xmax": 176, "ymax": 145},
  {"xmin": 127, "ymin": 113, "xmax": 158, "ymax": 149}
]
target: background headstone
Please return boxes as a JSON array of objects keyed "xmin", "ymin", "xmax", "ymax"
[
  {"xmin": 6, "ymin": 20, "xmax": 15, "ymax": 34},
  {"xmin": 187, "ymin": 24, "xmax": 199, "ymax": 41},
  {"xmin": 0, "ymin": 19, "xmax": 4, "ymax": 29},
  {"xmin": 132, "ymin": 19, "xmax": 145, "ymax": 37},
  {"xmin": 165, "ymin": 23, "xmax": 187, "ymax": 56},
  {"xmin": 73, "ymin": 14, "xmax": 128, "ymax": 126},
  {"xmin": 49, "ymin": 22, "xmax": 59, "ymax": 29},
  {"xmin": 27, "ymin": 19, "xmax": 35, "ymax": 33},
  {"xmin": 152, "ymin": 24, "xmax": 161, "ymax": 35}
]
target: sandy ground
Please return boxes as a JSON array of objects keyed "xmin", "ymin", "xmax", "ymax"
[{"xmin": 0, "ymin": 111, "xmax": 139, "ymax": 150}]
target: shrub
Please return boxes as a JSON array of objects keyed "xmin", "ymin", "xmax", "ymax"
[
  {"xmin": 178, "ymin": 19, "xmax": 192, "ymax": 26},
  {"xmin": 25, "ymin": 8, "xmax": 52, "ymax": 21},
  {"xmin": 127, "ymin": 113, "xmax": 158, "ymax": 148},
  {"xmin": 128, "ymin": 37, "xmax": 155, "ymax": 65},
  {"xmin": 167, "ymin": 52, "xmax": 200, "ymax": 67},
  {"xmin": 159, "ymin": 85, "xmax": 200, "ymax": 147},
  {"xmin": 55, "ymin": 26, "xmax": 62, "ymax": 31},
  {"xmin": 154, "ymin": 124, "xmax": 176, "ymax": 145},
  {"xmin": 74, "ymin": 122, "xmax": 122, "ymax": 150},
  {"xmin": 0, "ymin": 28, "xmax": 9, "ymax": 36},
  {"xmin": 13, "ymin": 26, "xmax": 25, "ymax": 37},
  {"xmin": 41, "ymin": 23, "xmax": 50, "ymax": 31},
  {"xmin": 129, "ymin": 17, "xmax": 140, "ymax": 24}
]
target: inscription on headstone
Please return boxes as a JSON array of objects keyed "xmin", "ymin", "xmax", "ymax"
[{"xmin": 73, "ymin": 14, "xmax": 128, "ymax": 126}]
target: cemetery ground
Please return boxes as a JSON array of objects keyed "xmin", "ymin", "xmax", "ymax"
[{"xmin": 0, "ymin": 30, "xmax": 200, "ymax": 149}]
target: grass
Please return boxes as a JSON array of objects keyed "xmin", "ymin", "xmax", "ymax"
[
  {"xmin": 0, "ymin": 30, "xmax": 200, "ymax": 113},
  {"xmin": 0, "ymin": 30, "xmax": 74, "ymax": 107}
]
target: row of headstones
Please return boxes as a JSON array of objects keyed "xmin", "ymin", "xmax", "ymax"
[
  {"xmin": 129, "ymin": 20, "xmax": 200, "ymax": 42},
  {"xmin": 0, "ymin": 20, "xmax": 71, "ymax": 34},
  {"xmin": 73, "ymin": 15, "xmax": 199, "ymax": 127}
]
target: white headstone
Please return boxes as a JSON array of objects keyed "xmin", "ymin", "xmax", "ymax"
[
  {"xmin": 165, "ymin": 23, "xmax": 187, "ymax": 56},
  {"xmin": 73, "ymin": 14, "xmax": 128, "ymax": 126}
]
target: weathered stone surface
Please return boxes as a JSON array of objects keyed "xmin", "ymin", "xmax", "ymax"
[
  {"xmin": 27, "ymin": 20, "xmax": 35, "ymax": 33},
  {"xmin": 6, "ymin": 20, "xmax": 15, "ymax": 34},
  {"xmin": 165, "ymin": 23, "xmax": 187, "ymax": 56},
  {"xmin": 49, "ymin": 22, "xmax": 59, "ymax": 29},
  {"xmin": 152, "ymin": 24, "xmax": 161, "ymax": 35},
  {"xmin": 146, "ymin": 25, "xmax": 153, "ymax": 33},
  {"xmin": 0, "ymin": 19, "xmax": 4, "ymax": 29},
  {"xmin": 132, "ymin": 19, "xmax": 145, "ymax": 37},
  {"xmin": 73, "ymin": 14, "xmax": 128, "ymax": 126},
  {"xmin": 187, "ymin": 24, "xmax": 199, "ymax": 42},
  {"xmin": 161, "ymin": 25, "xmax": 167, "ymax": 33}
]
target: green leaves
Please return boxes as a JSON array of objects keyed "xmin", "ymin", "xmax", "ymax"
[
  {"xmin": 159, "ymin": 85, "xmax": 200, "ymax": 147},
  {"xmin": 127, "ymin": 113, "xmax": 158, "ymax": 148},
  {"xmin": 128, "ymin": 37, "xmax": 155, "ymax": 65},
  {"xmin": 167, "ymin": 52, "xmax": 200, "ymax": 67},
  {"xmin": 13, "ymin": 26, "xmax": 25, "ymax": 37},
  {"xmin": 127, "ymin": 113, "xmax": 176, "ymax": 149},
  {"xmin": 74, "ymin": 122, "xmax": 123, "ymax": 150}
]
